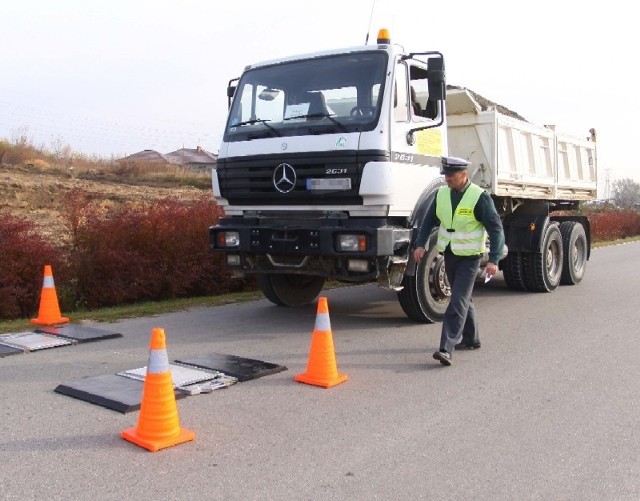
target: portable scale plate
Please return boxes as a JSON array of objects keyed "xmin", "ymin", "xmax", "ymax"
[{"xmin": 0, "ymin": 332, "xmax": 73, "ymax": 351}]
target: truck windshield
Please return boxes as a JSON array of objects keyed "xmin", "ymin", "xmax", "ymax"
[{"xmin": 224, "ymin": 51, "xmax": 388, "ymax": 142}]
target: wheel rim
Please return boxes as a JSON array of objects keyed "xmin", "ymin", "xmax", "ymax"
[
  {"xmin": 572, "ymin": 238, "xmax": 586, "ymax": 271},
  {"xmin": 428, "ymin": 254, "xmax": 450, "ymax": 301},
  {"xmin": 547, "ymin": 237, "xmax": 562, "ymax": 278}
]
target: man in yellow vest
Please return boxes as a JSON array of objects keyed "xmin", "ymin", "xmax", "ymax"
[{"xmin": 413, "ymin": 157, "xmax": 505, "ymax": 366}]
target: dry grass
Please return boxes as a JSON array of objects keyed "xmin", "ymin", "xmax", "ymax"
[{"xmin": 0, "ymin": 136, "xmax": 211, "ymax": 189}]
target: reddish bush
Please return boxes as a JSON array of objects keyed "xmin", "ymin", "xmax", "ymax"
[
  {"xmin": 0, "ymin": 213, "xmax": 66, "ymax": 319},
  {"xmin": 588, "ymin": 210, "xmax": 640, "ymax": 242},
  {"xmin": 64, "ymin": 191, "xmax": 255, "ymax": 309}
]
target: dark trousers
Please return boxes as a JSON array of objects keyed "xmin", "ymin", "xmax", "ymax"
[{"xmin": 440, "ymin": 254, "xmax": 482, "ymax": 354}]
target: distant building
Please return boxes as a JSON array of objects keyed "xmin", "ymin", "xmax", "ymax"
[
  {"xmin": 117, "ymin": 146, "xmax": 217, "ymax": 171},
  {"xmin": 118, "ymin": 149, "xmax": 171, "ymax": 164},
  {"xmin": 164, "ymin": 146, "xmax": 217, "ymax": 171}
]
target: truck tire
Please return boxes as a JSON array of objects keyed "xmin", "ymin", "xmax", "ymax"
[
  {"xmin": 523, "ymin": 223, "xmax": 563, "ymax": 292},
  {"xmin": 397, "ymin": 231, "xmax": 449, "ymax": 323},
  {"xmin": 258, "ymin": 274, "xmax": 325, "ymax": 307},
  {"xmin": 559, "ymin": 221, "xmax": 587, "ymax": 285},
  {"xmin": 502, "ymin": 251, "xmax": 528, "ymax": 291}
]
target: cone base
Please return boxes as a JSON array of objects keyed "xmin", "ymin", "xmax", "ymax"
[
  {"xmin": 30, "ymin": 316, "xmax": 69, "ymax": 326},
  {"xmin": 121, "ymin": 427, "xmax": 195, "ymax": 452},
  {"xmin": 294, "ymin": 372, "xmax": 348, "ymax": 388}
]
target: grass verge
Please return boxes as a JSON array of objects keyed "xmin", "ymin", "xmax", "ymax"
[
  {"xmin": 0, "ymin": 290, "xmax": 264, "ymax": 334},
  {"xmin": 592, "ymin": 235, "xmax": 640, "ymax": 248}
]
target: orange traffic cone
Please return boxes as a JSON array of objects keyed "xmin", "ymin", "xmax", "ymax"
[
  {"xmin": 121, "ymin": 327, "xmax": 195, "ymax": 452},
  {"xmin": 30, "ymin": 265, "xmax": 69, "ymax": 326},
  {"xmin": 295, "ymin": 296, "xmax": 348, "ymax": 388}
]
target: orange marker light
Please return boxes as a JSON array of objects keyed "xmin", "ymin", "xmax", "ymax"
[{"xmin": 377, "ymin": 28, "xmax": 391, "ymax": 44}]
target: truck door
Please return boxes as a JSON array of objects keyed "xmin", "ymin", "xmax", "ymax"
[
  {"xmin": 387, "ymin": 59, "xmax": 446, "ymax": 214},
  {"xmin": 390, "ymin": 59, "xmax": 447, "ymax": 162}
]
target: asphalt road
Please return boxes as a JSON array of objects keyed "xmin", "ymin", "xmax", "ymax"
[{"xmin": 1, "ymin": 242, "xmax": 639, "ymax": 500}]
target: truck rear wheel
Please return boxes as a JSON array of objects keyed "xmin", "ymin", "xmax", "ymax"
[
  {"xmin": 559, "ymin": 221, "xmax": 587, "ymax": 285},
  {"xmin": 258, "ymin": 273, "xmax": 326, "ymax": 307},
  {"xmin": 397, "ymin": 231, "xmax": 449, "ymax": 323},
  {"xmin": 523, "ymin": 223, "xmax": 563, "ymax": 292},
  {"xmin": 502, "ymin": 251, "xmax": 528, "ymax": 291}
]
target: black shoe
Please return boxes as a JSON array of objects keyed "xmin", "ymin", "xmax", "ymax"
[
  {"xmin": 455, "ymin": 342, "xmax": 481, "ymax": 350},
  {"xmin": 433, "ymin": 350, "xmax": 452, "ymax": 366}
]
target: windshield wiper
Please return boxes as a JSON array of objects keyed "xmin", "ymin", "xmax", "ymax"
[
  {"xmin": 283, "ymin": 113, "xmax": 348, "ymax": 132},
  {"xmin": 232, "ymin": 118, "xmax": 281, "ymax": 137}
]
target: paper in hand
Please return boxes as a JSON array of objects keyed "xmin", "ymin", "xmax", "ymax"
[{"xmin": 484, "ymin": 274, "xmax": 493, "ymax": 283}]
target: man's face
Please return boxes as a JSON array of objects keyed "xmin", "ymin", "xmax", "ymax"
[{"xmin": 444, "ymin": 170, "xmax": 467, "ymax": 191}]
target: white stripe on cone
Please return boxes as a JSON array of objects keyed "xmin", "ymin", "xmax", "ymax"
[
  {"xmin": 314, "ymin": 312, "xmax": 331, "ymax": 331},
  {"xmin": 147, "ymin": 349, "xmax": 169, "ymax": 374}
]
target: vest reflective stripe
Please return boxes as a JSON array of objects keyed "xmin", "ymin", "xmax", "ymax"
[
  {"xmin": 147, "ymin": 349, "xmax": 170, "ymax": 374},
  {"xmin": 314, "ymin": 312, "xmax": 331, "ymax": 332},
  {"xmin": 440, "ymin": 230, "xmax": 486, "ymax": 240},
  {"xmin": 435, "ymin": 184, "xmax": 487, "ymax": 256}
]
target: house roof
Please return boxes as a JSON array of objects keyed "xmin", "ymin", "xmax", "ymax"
[
  {"xmin": 117, "ymin": 150, "xmax": 171, "ymax": 163},
  {"xmin": 164, "ymin": 147, "xmax": 217, "ymax": 165}
]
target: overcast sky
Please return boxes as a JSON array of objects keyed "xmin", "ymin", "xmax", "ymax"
[{"xmin": 1, "ymin": 0, "xmax": 636, "ymax": 192}]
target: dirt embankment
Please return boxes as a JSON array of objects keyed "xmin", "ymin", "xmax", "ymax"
[{"xmin": 0, "ymin": 165, "xmax": 211, "ymax": 239}]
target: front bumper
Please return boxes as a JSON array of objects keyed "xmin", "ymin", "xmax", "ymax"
[{"xmin": 209, "ymin": 217, "xmax": 411, "ymax": 284}]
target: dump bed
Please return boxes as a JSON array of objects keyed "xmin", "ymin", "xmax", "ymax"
[{"xmin": 446, "ymin": 88, "xmax": 597, "ymax": 201}]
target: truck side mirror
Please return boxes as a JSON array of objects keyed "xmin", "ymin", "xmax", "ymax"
[
  {"xmin": 427, "ymin": 57, "xmax": 445, "ymax": 101},
  {"xmin": 227, "ymin": 78, "xmax": 239, "ymax": 108}
]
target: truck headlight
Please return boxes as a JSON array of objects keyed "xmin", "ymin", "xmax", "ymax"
[
  {"xmin": 216, "ymin": 231, "xmax": 240, "ymax": 248},
  {"xmin": 337, "ymin": 234, "xmax": 367, "ymax": 252}
]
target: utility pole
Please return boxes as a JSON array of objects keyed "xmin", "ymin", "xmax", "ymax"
[{"xmin": 604, "ymin": 169, "xmax": 611, "ymax": 200}]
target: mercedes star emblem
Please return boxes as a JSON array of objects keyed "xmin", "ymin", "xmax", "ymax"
[{"xmin": 273, "ymin": 163, "xmax": 297, "ymax": 193}]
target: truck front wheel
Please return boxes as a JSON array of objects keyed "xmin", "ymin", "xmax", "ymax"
[
  {"xmin": 258, "ymin": 274, "xmax": 326, "ymax": 307},
  {"xmin": 397, "ymin": 231, "xmax": 449, "ymax": 323}
]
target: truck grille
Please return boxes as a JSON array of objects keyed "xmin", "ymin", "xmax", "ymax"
[{"xmin": 217, "ymin": 151, "xmax": 387, "ymax": 206}]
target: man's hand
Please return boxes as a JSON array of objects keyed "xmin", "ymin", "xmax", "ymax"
[
  {"xmin": 413, "ymin": 247, "xmax": 426, "ymax": 264},
  {"xmin": 485, "ymin": 261, "xmax": 498, "ymax": 278}
]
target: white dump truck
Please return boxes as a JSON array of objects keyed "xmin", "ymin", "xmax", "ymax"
[{"xmin": 209, "ymin": 29, "xmax": 597, "ymax": 322}]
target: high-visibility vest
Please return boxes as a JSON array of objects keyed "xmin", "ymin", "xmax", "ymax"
[{"xmin": 435, "ymin": 183, "xmax": 486, "ymax": 255}]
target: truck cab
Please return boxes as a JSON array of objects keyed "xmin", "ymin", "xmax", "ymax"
[{"xmin": 211, "ymin": 29, "xmax": 451, "ymax": 321}]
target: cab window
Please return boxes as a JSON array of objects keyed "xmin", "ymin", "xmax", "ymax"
[{"xmin": 394, "ymin": 62, "xmax": 409, "ymax": 122}]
